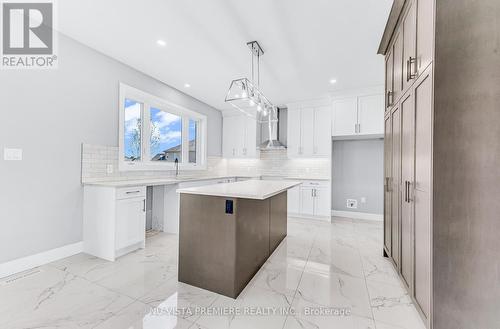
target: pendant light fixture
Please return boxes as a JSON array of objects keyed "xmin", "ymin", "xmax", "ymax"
[{"xmin": 225, "ymin": 41, "xmax": 277, "ymax": 123}]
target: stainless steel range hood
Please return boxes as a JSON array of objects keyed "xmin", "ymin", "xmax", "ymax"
[{"xmin": 259, "ymin": 108, "xmax": 286, "ymax": 149}]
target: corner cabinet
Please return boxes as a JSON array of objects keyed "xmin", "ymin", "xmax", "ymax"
[
  {"xmin": 332, "ymin": 94, "xmax": 384, "ymax": 138},
  {"xmin": 381, "ymin": 0, "xmax": 434, "ymax": 327},
  {"xmin": 223, "ymin": 114, "xmax": 259, "ymax": 159},
  {"xmin": 287, "ymin": 105, "xmax": 332, "ymax": 158}
]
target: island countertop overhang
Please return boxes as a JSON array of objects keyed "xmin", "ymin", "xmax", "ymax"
[{"xmin": 176, "ymin": 180, "xmax": 301, "ymax": 200}]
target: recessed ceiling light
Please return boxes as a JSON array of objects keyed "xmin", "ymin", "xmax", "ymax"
[
  {"xmin": 184, "ymin": 83, "xmax": 191, "ymax": 88},
  {"xmin": 329, "ymin": 79, "xmax": 337, "ymax": 84},
  {"xmin": 156, "ymin": 39, "xmax": 166, "ymax": 47}
]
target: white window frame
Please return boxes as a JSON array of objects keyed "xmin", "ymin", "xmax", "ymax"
[{"xmin": 119, "ymin": 83, "xmax": 207, "ymax": 171}]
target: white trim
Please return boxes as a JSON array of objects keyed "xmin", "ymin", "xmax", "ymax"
[
  {"xmin": 331, "ymin": 210, "xmax": 383, "ymax": 221},
  {"xmin": 288, "ymin": 213, "xmax": 331, "ymax": 222},
  {"xmin": 0, "ymin": 242, "xmax": 83, "ymax": 279}
]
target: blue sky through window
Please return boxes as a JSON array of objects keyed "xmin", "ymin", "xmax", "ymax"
[
  {"xmin": 150, "ymin": 108, "xmax": 182, "ymax": 161},
  {"xmin": 124, "ymin": 99, "xmax": 142, "ymax": 161}
]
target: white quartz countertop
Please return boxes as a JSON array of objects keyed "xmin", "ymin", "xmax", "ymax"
[
  {"xmin": 176, "ymin": 180, "xmax": 301, "ymax": 200},
  {"xmin": 83, "ymin": 175, "xmax": 259, "ymax": 188}
]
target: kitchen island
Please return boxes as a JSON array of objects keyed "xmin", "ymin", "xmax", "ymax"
[{"xmin": 177, "ymin": 180, "xmax": 300, "ymax": 298}]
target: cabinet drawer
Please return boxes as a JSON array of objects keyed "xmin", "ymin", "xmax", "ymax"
[
  {"xmin": 301, "ymin": 180, "xmax": 329, "ymax": 188},
  {"xmin": 116, "ymin": 186, "xmax": 146, "ymax": 200}
]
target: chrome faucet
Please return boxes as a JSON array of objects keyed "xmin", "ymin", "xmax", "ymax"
[{"xmin": 174, "ymin": 158, "xmax": 179, "ymax": 177}]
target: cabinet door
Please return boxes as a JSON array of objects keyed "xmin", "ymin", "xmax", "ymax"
[
  {"xmin": 413, "ymin": 68, "xmax": 432, "ymax": 322},
  {"xmin": 287, "ymin": 185, "xmax": 300, "ymax": 214},
  {"xmin": 384, "ymin": 114, "xmax": 393, "ymax": 256},
  {"xmin": 391, "ymin": 106, "xmax": 402, "ymax": 269},
  {"xmin": 244, "ymin": 116, "xmax": 258, "ymax": 158},
  {"xmin": 385, "ymin": 48, "xmax": 394, "ymax": 110},
  {"xmin": 400, "ymin": 91, "xmax": 414, "ymax": 292},
  {"xmin": 358, "ymin": 94, "xmax": 384, "ymax": 135},
  {"xmin": 300, "ymin": 187, "xmax": 315, "ymax": 216},
  {"xmin": 223, "ymin": 116, "xmax": 243, "ymax": 158},
  {"xmin": 287, "ymin": 109, "xmax": 301, "ymax": 157},
  {"xmin": 313, "ymin": 187, "xmax": 331, "ymax": 217},
  {"xmin": 416, "ymin": 0, "xmax": 434, "ymax": 75},
  {"xmin": 393, "ymin": 31, "xmax": 404, "ymax": 102},
  {"xmin": 222, "ymin": 116, "xmax": 236, "ymax": 158},
  {"xmin": 313, "ymin": 106, "xmax": 332, "ymax": 156},
  {"xmin": 116, "ymin": 197, "xmax": 146, "ymax": 250},
  {"xmin": 300, "ymin": 108, "xmax": 314, "ymax": 156},
  {"xmin": 402, "ymin": 0, "xmax": 417, "ymax": 91},
  {"xmin": 333, "ymin": 98, "xmax": 357, "ymax": 136}
]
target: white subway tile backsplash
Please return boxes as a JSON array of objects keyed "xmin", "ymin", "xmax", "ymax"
[{"xmin": 81, "ymin": 144, "xmax": 330, "ymax": 183}]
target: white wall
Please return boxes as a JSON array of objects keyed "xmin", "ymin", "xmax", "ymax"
[
  {"xmin": 331, "ymin": 139, "xmax": 384, "ymax": 214},
  {"xmin": 0, "ymin": 34, "xmax": 222, "ymax": 263}
]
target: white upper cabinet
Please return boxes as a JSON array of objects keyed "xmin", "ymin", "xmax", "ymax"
[
  {"xmin": 314, "ymin": 106, "xmax": 333, "ymax": 156},
  {"xmin": 287, "ymin": 104, "xmax": 332, "ymax": 158},
  {"xmin": 223, "ymin": 114, "xmax": 258, "ymax": 159},
  {"xmin": 333, "ymin": 93, "xmax": 384, "ymax": 137},
  {"xmin": 358, "ymin": 95, "xmax": 385, "ymax": 135},
  {"xmin": 333, "ymin": 98, "xmax": 358, "ymax": 136},
  {"xmin": 300, "ymin": 108, "xmax": 315, "ymax": 156}
]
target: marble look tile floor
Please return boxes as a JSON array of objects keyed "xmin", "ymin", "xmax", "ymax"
[{"xmin": 0, "ymin": 217, "xmax": 426, "ymax": 329}]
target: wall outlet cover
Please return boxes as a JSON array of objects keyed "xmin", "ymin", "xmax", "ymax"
[
  {"xmin": 3, "ymin": 148, "xmax": 22, "ymax": 161},
  {"xmin": 106, "ymin": 164, "xmax": 113, "ymax": 174},
  {"xmin": 347, "ymin": 199, "xmax": 358, "ymax": 209},
  {"xmin": 361, "ymin": 197, "xmax": 367, "ymax": 204}
]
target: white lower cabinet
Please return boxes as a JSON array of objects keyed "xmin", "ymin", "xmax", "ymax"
[
  {"xmin": 287, "ymin": 180, "xmax": 331, "ymax": 220},
  {"xmin": 115, "ymin": 197, "xmax": 146, "ymax": 250},
  {"xmin": 83, "ymin": 185, "xmax": 146, "ymax": 261}
]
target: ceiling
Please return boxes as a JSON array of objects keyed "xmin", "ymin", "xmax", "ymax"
[{"xmin": 58, "ymin": 0, "xmax": 392, "ymax": 111}]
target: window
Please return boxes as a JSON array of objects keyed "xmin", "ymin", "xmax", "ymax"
[
  {"xmin": 119, "ymin": 83, "xmax": 207, "ymax": 171},
  {"xmin": 189, "ymin": 119, "xmax": 198, "ymax": 163},
  {"xmin": 123, "ymin": 99, "xmax": 143, "ymax": 161},
  {"xmin": 150, "ymin": 108, "xmax": 182, "ymax": 163}
]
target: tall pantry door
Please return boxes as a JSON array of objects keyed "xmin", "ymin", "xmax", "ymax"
[
  {"xmin": 413, "ymin": 67, "xmax": 433, "ymax": 323},
  {"xmin": 391, "ymin": 105, "xmax": 402, "ymax": 269},
  {"xmin": 384, "ymin": 114, "xmax": 393, "ymax": 256},
  {"xmin": 400, "ymin": 90, "xmax": 415, "ymax": 292}
]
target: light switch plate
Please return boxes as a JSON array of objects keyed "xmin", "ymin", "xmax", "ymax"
[
  {"xmin": 106, "ymin": 164, "xmax": 113, "ymax": 174},
  {"xmin": 4, "ymin": 148, "xmax": 22, "ymax": 161}
]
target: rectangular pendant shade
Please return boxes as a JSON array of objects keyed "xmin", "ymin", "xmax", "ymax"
[{"xmin": 225, "ymin": 78, "xmax": 277, "ymax": 123}]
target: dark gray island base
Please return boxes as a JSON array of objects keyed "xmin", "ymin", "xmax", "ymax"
[{"xmin": 178, "ymin": 191, "xmax": 287, "ymax": 298}]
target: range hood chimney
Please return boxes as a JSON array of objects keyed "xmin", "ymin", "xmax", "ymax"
[{"xmin": 260, "ymin": 108, "xmax": 286, "ymax": 149}]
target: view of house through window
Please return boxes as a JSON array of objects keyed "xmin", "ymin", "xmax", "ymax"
[
  {"xmin": 150, "ymin": 108, "xmax": 182, "ymax": 162},
  {"xmin": 123, "ymin": 99, "xmax": 142, "ymax": 161}
]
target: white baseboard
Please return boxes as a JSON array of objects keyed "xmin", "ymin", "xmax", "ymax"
[
  {"xmin": 0, "ymin": 242, "xmax": 83, "ymax": 279},
  {"xmin": 332, "ymin": 210, "xmax": 383, "ymax": 221}
]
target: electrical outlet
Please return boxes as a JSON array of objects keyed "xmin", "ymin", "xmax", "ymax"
[
  {"xmin": 361, "ymin": 197, "xmax": 367, "ymax": 204},
  {"xmin": 106, "ymin": 164, "xmax": 113, "ymax": 174},
  {"xmin": 347, "ymin": 199, "xmax": 358, "ymax": 209},
  {"xmin": 4, "ymin": 148, "xmax": 22, "ymax": 161}
]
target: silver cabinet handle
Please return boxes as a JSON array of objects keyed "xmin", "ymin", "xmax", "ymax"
[
  {"xmin": 385, "ymin": 177, "xmax": 391, "ymax": 192},
  {"xmin": 126, "ymin": 190, "xmax": 141, "ymax": 194},
  {"xmin": 143, "ymin": 199, "xmax": 146, "ymax": 212},
  {"xmin": 406, "ymin": 57, "xmax": 417, "ymax": 81},
  {"xmin": 386, "ymin": 91, "xmax": 393, "ymax": 108},
  {"xmin": 407, "ymin": 181, "xmax": 412, "ymax": 202},
  {"xmin": 404, "ymin": 181, "xmax": 408, "ymax": 203}
]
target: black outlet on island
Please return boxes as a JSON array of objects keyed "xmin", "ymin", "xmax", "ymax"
[{"xmin": 225, "ymin": 200, "xmax": 234, "ymax": 214}]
